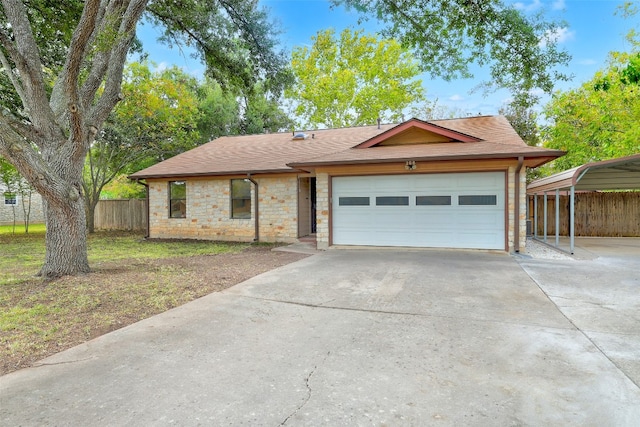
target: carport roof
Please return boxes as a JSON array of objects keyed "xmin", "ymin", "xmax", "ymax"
[{"xmin": 527, "ymin": 153, "xmax": 640, "ymax": 194}]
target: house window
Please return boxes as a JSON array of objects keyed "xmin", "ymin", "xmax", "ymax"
[
  {"xmin": 231, "ymin": 179, "xmax": 251, "ymax": 219},
  {"xmin": 4, "ymin": 192, "xmax": 16, "ymax": 206},
  {"xmin": 169, "ymin": 181, "xmax": 187, "ymax": 218}
]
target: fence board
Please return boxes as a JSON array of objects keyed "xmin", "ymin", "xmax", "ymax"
[
  {"xmin": 529, "ymin": 192, "xmax": 640, "ymax": 237},
  {"xmin": 94, "ymin": 199, "xmax": 147, "ymax": 231}
]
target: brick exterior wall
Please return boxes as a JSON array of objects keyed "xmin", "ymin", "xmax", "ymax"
[
  {"xmin": 315, "ymin": 172, "xmax": 330, "ymax": 250},
  {"xmin": 144, "ymin": 163, "xmax": 526, "ymax": 252},
  {"xmin": 506, "ymin": 165, "xmax": 527, "ymax": 253},
  {"xmin": 147, "ymin": 176, "xmax": 299, "ymax": 243},
  {"xmin": 0, "ymin": 184, "xmax": 45, "ymax": 225}
]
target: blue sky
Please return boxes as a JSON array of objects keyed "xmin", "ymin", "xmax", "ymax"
[{"xmin": 138, "ymin": 0, "xmax": 636, "ymax": 117}]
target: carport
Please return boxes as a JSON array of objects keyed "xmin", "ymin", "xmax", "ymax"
[{"xmin": 527, "ymin": 153, "xmax": 640, "ymax": 254}]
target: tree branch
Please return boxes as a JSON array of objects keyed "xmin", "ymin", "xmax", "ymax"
[
  {"xmin": 89, "ymin": 0, "xmax": 148, "ymax": 128},
  {"xmin": 0, "ymin": 35, "xmax": 28, "ymax": 110},
  {"xmin": 0, "ymin": 0, "xmax": 56, "ymax": 132}
]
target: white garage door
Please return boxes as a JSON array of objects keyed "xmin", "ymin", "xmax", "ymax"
[{"xmin": 332, "ymin": 172, "xmax": 505, "ymax": 250}]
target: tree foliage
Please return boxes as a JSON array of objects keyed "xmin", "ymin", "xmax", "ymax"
[
  {"xmin": 92, "ymin": 69, "xmax": 293, "ymax": 206},
  {"xmin": 83, "ymin": 62, "xmax": 203, "ymax": 232},
  {"xmin": 542, "ymin": 51, "xmax": 640, "ymax": 172},
  {"xmin": 197, "ymin": 79, "xmax": 293, "ymax": 140},
  {"xmin": 286, "ymin": 28, "xmax": 424, "ymax": 129},
  {"xmin": 499, "ymin": 101, "xmax": 546, "ymax": 182},
  {"xmin": 334, "ymin": 0, "xmax": 571, "ymax": 104},
  {"xmin": 144, "ymin": 0, "xmax": 292, "ymax": 93}
]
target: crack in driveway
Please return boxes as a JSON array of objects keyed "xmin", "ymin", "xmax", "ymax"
[
  {"xmin": 32, "ymin": 356, "xmax": 95, "ymax": 368},
  {"xmin": 237, "ymin": 294, "xmax": 576, "ymax": 331},
  {"xmin": 279, "ymin": 351, "xmax": 331, "ymax": 426}
]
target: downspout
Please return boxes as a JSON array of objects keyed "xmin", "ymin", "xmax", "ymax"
[
  {"xmin": 245, "ymin": 174, "xmax": 259, "ymax": 242},
  {"xmin": 133, "ymin": 179, "xmax": 150, "ymax": 239},
  {"xmin": 514, "ymin": 156, "xmax": 524, "ymax": 253}
]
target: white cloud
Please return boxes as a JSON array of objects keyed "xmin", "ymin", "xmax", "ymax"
[
  {"xmin": 449, "ymin": 94, "xmax": 464, "ymax": 102},
  {"xmin": 552, "ymin": 0, "xmax": 566, "ymax": 10},
  {"xmin": 513, "ymin": 0, "xmax": 543, "ymax": 12},
  {"xmin": 578, "ymin": 58, "xmax": 597, "ymax": 66},
  {"xmin": 539, "ymin": 27, "xmax": 575, "ymax": 47},
  {"xmin": 153, "ymin": 61, "xmax": 169, "ymax": 72}
]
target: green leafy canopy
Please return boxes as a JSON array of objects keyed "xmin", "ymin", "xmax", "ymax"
[
  {"xmin": 286, "ymin": 28, "xmax": 425, "ymax": 129},
  {"xmin": 333, "ymin": 0, "xmax": 572, "ymax": 103}
]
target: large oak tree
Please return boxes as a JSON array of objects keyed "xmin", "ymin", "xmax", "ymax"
[{"xmin": 0, "ymin": 0, "xmax": 288, "ymax": 277}]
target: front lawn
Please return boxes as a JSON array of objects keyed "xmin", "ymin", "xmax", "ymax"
[{"xmin": 0, "ymin": 230, "xmax": 307, "ymax": 375}]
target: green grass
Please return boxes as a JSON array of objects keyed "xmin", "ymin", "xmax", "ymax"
[
  {"xmin": 0, "ymin": 228, "xmax": 248, "ymax": 285},
  {"xmin": 0, "ymin": 229, "xmax": 274, "ymax": 374},
  {"xmin": 0, "ymin": 223, "xmax": 46, "ymax": 235}
]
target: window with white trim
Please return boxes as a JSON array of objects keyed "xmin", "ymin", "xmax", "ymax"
[
  {"xmin": 231, "ymin": 179, "xmax": 251, "ymax": 219},
  {"xmin": 169, "ymin": 181, "xmax": 187, "ymax": 218},
  {"xmin": 4, "ymin": 192, "xmax": 16, "ymax": 206}
]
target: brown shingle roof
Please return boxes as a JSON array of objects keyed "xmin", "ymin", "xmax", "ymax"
[{"xmin": 129, "ymin": 115, "xmax": 564, "ymax": 179}]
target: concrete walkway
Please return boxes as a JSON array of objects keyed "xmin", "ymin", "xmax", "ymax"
[{"xmin": 1, "ymin": 248, "xmax": 639, "ymax": 426}]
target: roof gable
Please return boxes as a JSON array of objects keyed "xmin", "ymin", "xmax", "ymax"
[{"xmin": 355, "ymin": 118, "xmax": 482, "ymax": 149}]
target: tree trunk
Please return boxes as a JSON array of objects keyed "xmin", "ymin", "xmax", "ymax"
[
  {"xmin": 39, "ymin": 196, "xmax": 90, "ymax": 278},
  {"xmin": 38, "ymin": 138, "xmax": 91, "ymax": 277},
  {"xmin": 86, "ymin": 196, "xmax": 98, "ymax": 234}
]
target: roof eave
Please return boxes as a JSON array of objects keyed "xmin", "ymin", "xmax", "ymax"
[
  {"xmin": 288, "ymin": 150, "xmax": 565, "ymax": 169},
  {"xmin": 128, "ymin": 168, "xmax": 305, "ymax": 181}
]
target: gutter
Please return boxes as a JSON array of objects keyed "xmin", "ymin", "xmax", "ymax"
[
  {"xmin": 287, "ymin": 150, "xmax": 564, "ymax": 169},
  {"xmin": 514, "ymin": 156, "xmax": 524, "ymax": 253},
  {"xmin": 245, "ymin": 174, "xmax": 259, "ymax": 242}
]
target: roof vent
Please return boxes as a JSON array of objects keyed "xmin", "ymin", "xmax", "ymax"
[{"xmin": 292, "ymin": 132, "xmax": 308, "ymax": 140}]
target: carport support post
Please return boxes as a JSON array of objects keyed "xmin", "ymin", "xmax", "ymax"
[
  {"xmin": 555, "ymin": 189, "xmax": 560, "ymax": 247},
  {"xmin": 570, "ymin": 185, "xmax": 575, "ymax": 254},
  {"xmin": 533, "ymin": 193, "xmax": 538, "ymax": 238},
  {"xmin": 543, "ymin": 192, "xmax": 548, "ymax": 243}
]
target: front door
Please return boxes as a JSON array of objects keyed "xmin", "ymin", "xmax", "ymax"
[{"xmin": 298, "ymin": 177, "xmax": 316, "ymax": 237}]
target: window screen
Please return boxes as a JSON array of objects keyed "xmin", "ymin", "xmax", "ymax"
[
  {"xmin": 416, "ymin": 196, "xmax": 451, "ymax": 206},
  {"xmin": 376, "ymin": 196, "xmax": 409, "ymax": 206},
  {"xmin": 458, "ymin": 195, "xmax": 497, "ymax": 206},
  {"xmin": 231, "ymin": 179, "xmax": 252, "ymax": 219},
  {"xmin": 169, "ymin": 181, "xmax": 187, "ymax": 218},
  {"xmin": 339, "ymin": 197, "xmax": 370, "ymax": 206}
]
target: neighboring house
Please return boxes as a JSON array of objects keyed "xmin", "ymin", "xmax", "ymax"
[
  {"xmin": 0, "ymin": 183, "xmax": 45, "ymax": 225},
  {"xmin": 129, "ymin": 116, "xmax": 564, "ymax": 252}
]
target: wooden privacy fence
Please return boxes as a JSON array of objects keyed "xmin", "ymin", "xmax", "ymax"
[
  {"xmin": 529, "ymin": 192, "xmax": 640, "ymax": 237},
  {"xmin": 94, "ymin": 199, "xmax": 147, "ymax": 231}
]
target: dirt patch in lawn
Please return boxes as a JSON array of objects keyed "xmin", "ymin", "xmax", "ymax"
[{"xmin": 1, "ymin": 246, "xmax": 309, "ymax": 376}]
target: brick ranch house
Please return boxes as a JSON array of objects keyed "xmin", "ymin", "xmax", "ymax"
[{"xmin": 129, "ymin": 116, "xmax": 564, "ymax": 252}]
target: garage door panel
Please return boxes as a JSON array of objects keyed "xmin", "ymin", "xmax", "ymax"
[
  {"xmin": 456, "ymin": 211, "xmax": 503, "ymax": 226},
  {"xmin": 413, "ymin": 212, "xmax": 456, "ymax": 227},
  {"xmin": 332, "ymin": 173, "xmax": 505, "ymax": 250}
]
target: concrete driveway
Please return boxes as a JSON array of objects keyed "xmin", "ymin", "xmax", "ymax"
[
  {"xmin": 518, "ymin": 237, "xmax": 640, "ymax": 392},
  {"xmin": 1, "ymin": 248, "xmax": 639, "ymax": 426}
]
